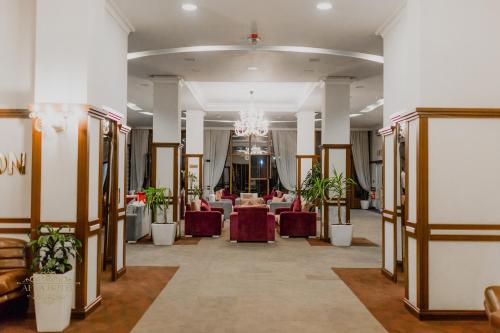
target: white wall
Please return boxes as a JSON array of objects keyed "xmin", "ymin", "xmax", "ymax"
[
  {"xmin": 381, "ymin": 4, "xmax": 413, "ymax": 126},
  {"xmin": 34, "ymin": 0, "xmax": 129, "ymax": 120},
  {"xmin": 0, "ymin": 118, "xmax": 32, "ymax": 218},
  {"xmin": 0, "ymin": 0, "xmax": 35, "ymax": 108},
  {"xmin": 383, "ymin": 0, "xmax": 500, "ymax": 125},
  {"xmin": 88, "ymin": 5, "xmax": 129, "ymax": 119},
  {"xmin": 418, "ymin": 0, "xmax": 500, "ymax": 108}
]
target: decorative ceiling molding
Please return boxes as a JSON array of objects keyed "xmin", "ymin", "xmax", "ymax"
[
  {"xmin": 128, "ymin": 45, "xmax": 384, "ymax": 64},
  {"xmin": 106, "ymin": 0, "xmax": 135, "ymax": 34},
  {"xmin": 375, "ymin": 0, "xmax": 407, "ymax": 37},
  {"xmin": 183, "ymin": 80, "xmax": 209, "ymax": 110},
  {"xmin": 296, "ymin": 82, "xmax": 320, "ymax": 111},
  {"xmin": 182, "ymin": 81, "xmax": 323, "ymax": 113}
]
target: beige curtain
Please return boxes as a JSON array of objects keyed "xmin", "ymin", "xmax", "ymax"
[
  {"xmin": 350, "ymin": 131, "xmax": 371, "ymax": 192},
  {"xmin": 272, "ymin": 130, "xmax": 297, "ymax": 191}
]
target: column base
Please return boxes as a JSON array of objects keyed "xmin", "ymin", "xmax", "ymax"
[
  {"xmin": 381, "ymin": 268, "xmax": 397, "ymax": 282},
  {"xmin": 403, "ymin": 298, "xmax": 486, "ymax": 320},
  {"xmin": 72, "ymin": 296, "xmax": 102, "ymax": 319}
]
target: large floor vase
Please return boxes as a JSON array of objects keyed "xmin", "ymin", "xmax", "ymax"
[
  {"xmin": 33, "ymin": 270, "xmax": 74, "ymax": 332},
  {"xmin": 330, "ymin": 224, "xmax": 353, "ymax": 246},
  {"xmin": 152, "ymin": 222, "xmax": 177, "ymax": 245}
]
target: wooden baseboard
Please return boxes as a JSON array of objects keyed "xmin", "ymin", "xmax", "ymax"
[
  {"xmin": 403, "ymin": 298, "xmax": 487, "ymax": 320},
  {"xmin": 381, "ymin": 268, "xmax": 397, "ymax": 282},
  {"xmin": 72, "ymin": 296, "xmax": 102, "ymax": 319}
]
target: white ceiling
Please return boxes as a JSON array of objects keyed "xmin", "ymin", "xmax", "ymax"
[{"xmin": 119, "ymin": 0, "xmax": 400, "ymax": 128}]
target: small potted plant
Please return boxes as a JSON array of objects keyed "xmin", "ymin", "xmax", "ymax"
[
  {"xmin": 360, "ymin": 189, "xmax": 370, "ymax": 210},
  {"xmin": 145, "ymin": 187, "xmax": 176, "ymax": 246},
  {"xmin": 329, "ymin": 169, "xmax": 357, "ymax": 246},
  {"xmin": 29, "ymin": 225, "xmax": 81, "ymax": 332}
]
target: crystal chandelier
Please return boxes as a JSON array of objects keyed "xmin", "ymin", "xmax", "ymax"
[{"xmin": 234, "ymin": 91, "xmax": 269, "ymax": 137}]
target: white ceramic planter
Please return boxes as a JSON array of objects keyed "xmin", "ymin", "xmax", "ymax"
[
  {"xmin": 152, "ymin": 222, "xmax": 177, "ymax": 245},
  {"xmin": 330, "ymin": 224, "xmax": 354, "ymax": 246},
  {"xmin": 360, "ymin": 200, "xmax": 370, "ymax": 210},
  {"xmin": 33, "ymin": 270, "xmax": 74, "ymax": 332}
]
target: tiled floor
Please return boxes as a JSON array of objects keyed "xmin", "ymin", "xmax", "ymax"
[{"xmin": 127, "ymin": 209, "xmax": 387, "ymax": 333}]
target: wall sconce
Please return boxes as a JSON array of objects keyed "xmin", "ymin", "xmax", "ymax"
[
  {"xmin": 29, "ymin": 105, "xmax": 69, "ymax": 133},
  {"xmin": 102, "ymin": 119, "xmax": 110, "ymax": 135}
]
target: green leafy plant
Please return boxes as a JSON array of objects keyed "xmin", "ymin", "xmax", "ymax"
[
  {"xmin": 360, "ymin": 189, "xmax": 370, "ymax": 201},
  {"xmin": 300, "ymin": 164, "xmax": 325, "ymax": 207},
  {"xmin": 145, "ymin": 187, "xmax": 171, "ymax": 223},
  {"xmin": 29, "ymin": 225, "xmax": 82, "ymax": 274},
  {"xmin": 187, "ymin": 172, "xmax": 202, "ymax": 202},
  {"xmin": 192, "ymin": 185, "xmax": 203, "ymax": 200},
  {"xmin": 329, "ymin": 169, "xmax": 357, "ymax": 225}
]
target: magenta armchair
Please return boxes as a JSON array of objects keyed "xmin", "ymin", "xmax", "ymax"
[
  {"xmin": 230, "ymin": 207, "xmax": 275, "ymax": 243},
  {"xmin": 185, "ymin": 210, "xmax": 223, "ymax": 237},
  {"xmin": 276, "ymin": 208, "xmax": 317, "ymax": 238}
]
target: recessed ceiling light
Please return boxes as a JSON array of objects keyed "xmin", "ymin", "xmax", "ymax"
[
  {"xmin": 247, "ymin": 66, "xmax": 259, "ymax": 71},
  {"xmin": 182, "ymin": 3, "xmax": 197, "ymax": 11},
  {"xmin": 140, "ymin": 111, "xmax": 154, "ymax": 116},
  {"xmin": 350, "ymin": 113, "xmax": 362, "ymax": 118},
  {"xmin": 316, "ymin": 2, "xmax": 333, "ymax": 10},
  {"xmin": 127, "ymin": 102, "xmax": 143, "ymax": 111}
]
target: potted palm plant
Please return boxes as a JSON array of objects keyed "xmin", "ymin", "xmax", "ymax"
[
  {"xmin": 29, "ymin": 225, "xmax": 81, "ymax": 332},
  {"xmin": 145, "ymin": 187, "xmax": 176, "ymax": 245},
  {"xmin": 301, "ymin": 164, "xmax": 328, "ymax": 239},
  {"xmin": 329, "ymin": 169, "xmax": 357, "ymax": 246}
]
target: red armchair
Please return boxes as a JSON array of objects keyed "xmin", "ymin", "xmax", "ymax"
[
  {"xmin": 230, "ymin": 207, "xmax": 275, "ymax": 243},
  {"xmin": 222, "ymin": 188, "xmax": 237, "ymax": 206},
  {"xmin": 276, "ymin": 207, "xmax": 317, "ymax": 238},
  {"xmin": 184, "ymin": 202, "xmax": 224, "ymax": 237}
]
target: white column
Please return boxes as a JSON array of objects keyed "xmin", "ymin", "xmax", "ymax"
[
  {"xmin": 296, "ymin": 111, "xmax": 316, "ymax": 185},
  {"xmin": 381, "ymin": 0, "xmax": 500, "ymax": 124},
  {"xmin": 151, "ymin": 76, "xmax": 182, "ymax": 222},
  {"xmin": 152, "ymin": 76, "xmax": 182, "ymax": 143},
  {"xmin": 31, "ymin": 0, "xmax": 132, "ymax": 316},
  {"xmin": 185, "ymin": 110, "xmax": 205, "ymax": 154},
  {"xmin": 321, "ymin": 78, "xmax": 352, "ymax": 237},
  {"xmin": 380, "ymin": 0, "xmax": 500, "ymax": 315},
  {"xmin": 322, "ymin": 78, "xmax": 351, "ymax": 146},
  {"xmin": 185, "ymin": 110, "xmax": 205, "ymax": 193}
]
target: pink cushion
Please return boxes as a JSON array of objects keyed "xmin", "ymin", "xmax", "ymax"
[
  {"xmin": 200, "ymin": 198, "xmax": 211, "ymax": 211},
  {"xmin": 292, "ymin": 196, "xmax": 302, "ymax": 212}
]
